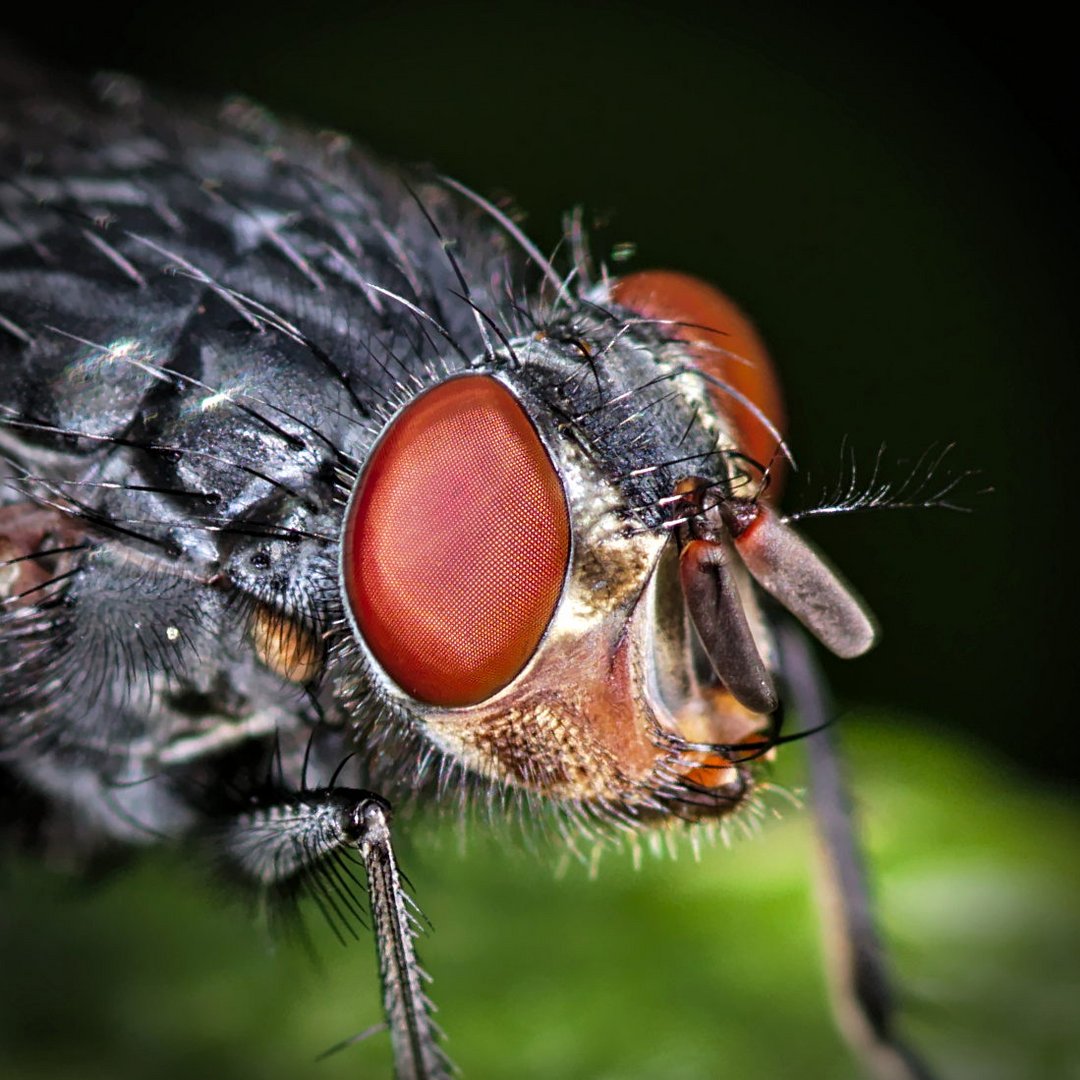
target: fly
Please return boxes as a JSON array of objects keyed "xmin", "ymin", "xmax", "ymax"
[{"xmin": 0, "ymin": 54, "xmax": 948, "ymax": 1079}]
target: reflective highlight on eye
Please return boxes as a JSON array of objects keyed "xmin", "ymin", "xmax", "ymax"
[
  {"xmin": 343, "ymin": 375, "xmax": 570, "ymax": 707},
  {"xmin": 612, "ymin": 270, "xmax": 786, "ymax": 489}
]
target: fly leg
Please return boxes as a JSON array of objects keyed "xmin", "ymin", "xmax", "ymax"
[
  {"xmin": 216, "ymin": 786, "xmax": 452, "ymax": 1080},
  {"xmin": 773, "ymin": 618, "xmax": 938, "ymax": 1080}
]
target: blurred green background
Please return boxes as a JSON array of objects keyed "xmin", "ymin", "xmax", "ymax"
[{"xmin": 2, "ymin": 3, "xmax": 1078, "ymax": 1078}]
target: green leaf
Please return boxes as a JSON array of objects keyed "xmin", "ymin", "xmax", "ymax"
[{"xmin": 1, "ymin": 717, "xmax": 1075, "ymax": 1080}]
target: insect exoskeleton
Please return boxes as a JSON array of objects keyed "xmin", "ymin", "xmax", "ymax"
[{"xmin": 336, "ymin": 267, "xmax": 877, "ymax": 828}]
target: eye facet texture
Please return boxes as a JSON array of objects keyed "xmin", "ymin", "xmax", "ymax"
[
  {"xmin": 612, "ymin": 271, "xmax": 786, "ymax": 486},
  {"xmin": 344, "ymin": 375, "xmax": 569, "ymax": 707}
]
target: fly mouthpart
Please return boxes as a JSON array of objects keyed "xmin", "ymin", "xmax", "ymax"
[{"xmin": 634, "ymin": 536, "xmax": 777, "ymax": 819}]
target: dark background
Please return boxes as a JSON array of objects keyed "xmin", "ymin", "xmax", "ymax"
[
  {"xmin": 5, "ymin": 0, "xmax": 1076, "ymax": 785},
  {"xmin": 2, "ymin": 6, "xmax": 1078, "ymax": 1080}
]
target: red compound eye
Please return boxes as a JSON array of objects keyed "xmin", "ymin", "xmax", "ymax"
[
  {"xmin": 343, "ymin": 375, "xmax": 570, "ymax": 708},
  {"xmin": 612, "ymin": 271, "xmax": 786, "ymax": 492}
]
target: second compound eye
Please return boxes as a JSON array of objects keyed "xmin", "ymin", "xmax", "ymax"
[
  {"xmin": 611, "ymin": 271, "xmax": 786, "ymax": 492},
  {"xmin": 342, "ymin": 375, "xmax": 570, "ymax": 708}
]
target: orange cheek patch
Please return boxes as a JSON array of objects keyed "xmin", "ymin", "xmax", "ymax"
[
  {"xmin": 611, "ymin": 270, "xmax": 786, "ymax": 494},
  {"xmin": 343, "ymin": 375, "xmax": 570, "ymax": 708},
  {"xmin": 680, "ymin": 751, "xmax": 739, "ymax": 792}
]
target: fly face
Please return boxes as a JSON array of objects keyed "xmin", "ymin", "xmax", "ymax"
[{"xmin": 332, "ymin": 265, "xmax": 877, "ymax": 828}]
